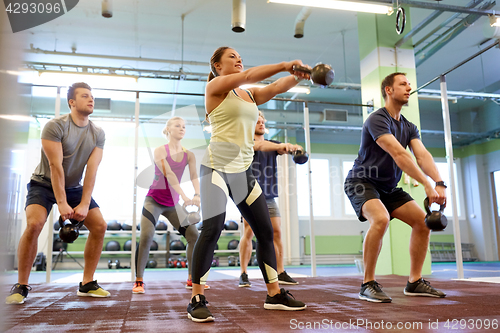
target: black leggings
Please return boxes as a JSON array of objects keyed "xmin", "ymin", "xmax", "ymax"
[{"xmin": 191, "ymin": 165, "xmax": 277, "ymax": 285}]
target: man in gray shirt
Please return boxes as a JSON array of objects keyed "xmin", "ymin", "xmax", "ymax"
[{"xmin": 6, "ymin": 82, "xmax": 110, "ymax": 304}]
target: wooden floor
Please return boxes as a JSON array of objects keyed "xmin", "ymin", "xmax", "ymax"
[{"xmin": 3, "ymin": 275, "xmax": 500, "ymax": 332}]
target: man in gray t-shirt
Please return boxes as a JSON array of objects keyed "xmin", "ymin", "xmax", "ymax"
[{"xmin": 6, "ymin": 82, "xmax": 111, "ymax": 305}]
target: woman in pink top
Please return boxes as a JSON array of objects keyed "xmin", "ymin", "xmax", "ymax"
[{"xmin": 132, "ymin": 117, "xmax": 206, "ymax": 294}]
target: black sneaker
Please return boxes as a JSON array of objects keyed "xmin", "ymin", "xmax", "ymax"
[
  {"xmin": 359, "ymin": 280, "xmax": 392, "ymax": 303},
  {"xmin": 264, "ymin": 288, "xmax": 306, "ymax": 311},
  {"xmin": 5, "ymin": 284, "xmax": 32, "ymax": 304},
  {"xmin": 77, "ymin": 280, "xmax": 111, "ymax": 297},
  {"xmin": 187, "ymin": 294, "xmax": 214, "ymax": 322},
  {"xmin": 278, "ymin": 271, "xmax": 299, "ymax": 285},
  {"xmin": 404, "ymin": 278, "xmax": 446, "ymax": 298},
  {"xmin": 239, "ymin": 272, "xmax": 251, "ymax": 287}
]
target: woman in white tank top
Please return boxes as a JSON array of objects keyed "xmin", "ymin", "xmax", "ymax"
[{"xmin": 187, "ymin": 46, "xmax": 311, "ymax": 322}]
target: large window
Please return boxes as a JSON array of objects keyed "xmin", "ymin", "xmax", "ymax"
[
  {"xmin": 342, "ymin": 160, "xmax": 356, "ymax": 215},
  {"xmin": 493, "ymin": 170, "xmax": 500, "ymax": 217},
  {"xmin": 297, "ymin": 159, "xmax": 331, "ymax": 217}
]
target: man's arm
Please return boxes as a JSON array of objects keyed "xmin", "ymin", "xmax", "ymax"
[
  {"xmin": 154, "ymin": 147, "xmax": 191, "ymax": 205},
  {"xmin": 409, "ymin": 138, "xmax": 447, "ymax": 204},
  {"xmin": 41, "ymin": 139, "xmax": 73, "ymax": 220},
  {"xmin": 254, "ymin": 140, "xmax": 302, "ymax": 155},
  {"xmin": 376, "ymin": 134, "xmax": 441, "ymax": 203},
  {"xmin": 73, "ymin": 147, "xmax": 103, "ymax": 221}
]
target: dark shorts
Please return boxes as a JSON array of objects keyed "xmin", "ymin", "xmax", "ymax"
[
  {"xmin": 25, "ymin": 180, "xmax": 99, "ymax": 215},
  {"xmin": 344, "ymin": 178, "xmax": 413, "ymax": 222},
  {"xmin": 265, "ymin": 198, "xmax": 281, "ymax": 218}
]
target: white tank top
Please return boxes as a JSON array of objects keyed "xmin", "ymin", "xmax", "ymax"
[{"xmin": 201, "ymin": 89, "xmax": 259, "ymax": 173}]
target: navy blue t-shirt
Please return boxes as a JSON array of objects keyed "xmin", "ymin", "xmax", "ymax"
[
  {"xmin": 346, "ymin": 107, "xmax": 420, "ymax": 192},
  {"xmin": 251, "ymin": 139, "xmax": 280, "ymax": 199}
]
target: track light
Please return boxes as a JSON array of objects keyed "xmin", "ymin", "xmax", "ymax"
[
  {"xmin": 294, "ymin": 7, "xmax": 312, "ymax": 38},
  {"xmin": 490, "ymin": 15, "xmax": 500, "ymax": 27},
  {"xmin": 102, "ymin": 0, "xmax": 112, "ymax": 18},
  {"xmin": 232, "ymin": 0, "xmax": 246, "ymax": 32}
]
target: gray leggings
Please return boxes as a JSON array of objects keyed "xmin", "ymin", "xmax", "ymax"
[{"xmin": 136, "ymin": 196, "xmax": 199, "ymax": 278}]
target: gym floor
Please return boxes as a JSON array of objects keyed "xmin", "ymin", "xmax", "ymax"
[
  {"xmin": 2, "ymin": 262, "xmax": 500, "ymax": 332},
  {"xmin": 2, "ymin": 261, "xmax": 499, "ymax": 285}
]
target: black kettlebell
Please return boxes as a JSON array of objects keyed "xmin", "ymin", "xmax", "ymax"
[
  {"xmin": 58, "ymin": 216, "xmax": 85, "ymax": 243},
  {"xmin": 290, "ymin": 149, "xmax": 309, "ymax": 165},
  {"xmin": 183, "ymin": 205, "xmax": 201, "ymax": 226},
  {"xmin": 108, "ymin": 259, "xmax": 120, "ymax": 269},
  {"xmin": 424, "ymin": 197, "xmax": 448, "ymax": 231},
  {"xmin": 293, "ymin": 63, "xmax": 335, "ymax": 86}
]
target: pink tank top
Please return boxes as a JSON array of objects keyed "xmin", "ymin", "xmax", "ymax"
[{"xmin": 146, "ymin": 144, "xmax": 188, "ymax": 206}]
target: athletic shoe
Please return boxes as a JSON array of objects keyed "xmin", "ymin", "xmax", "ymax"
[
  {"xmin": 185, "ymin": 279, "xmax": 210, "ymax": 290},
  {"xmin": 5, "ymin": 284, "xmax": 31, "ymax": 305},
  {"xmin": 264, "ymin": 288, "xmax": 306, "ymax": 310},
  {"xmin": 278, "ymin": 271, "xmax": 299, "ymax": 285},
  {"xmin": 187, "ymin": 294, "xmax": 214, "ymax": 322},
  {"xmin": 359, "ymin": 280, "xmax": 392, "ymax": 303},
  {"xmin": 77, "ymin": 280, "xmax": 111, "ymax": 298},
  {"xmin": 132, "ymin": 281, "xmax": 145, "ymax": 294},
  {"xmin": 239, "ymin": 272, "xmax": 251, "ymax": 287},
  {"xmin": 404, "ymin": 278, "xmax": 446, "ymax": 298}
]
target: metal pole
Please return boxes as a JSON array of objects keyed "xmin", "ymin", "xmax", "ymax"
[
  {"xmin": 440, "ymin": 75, "xmax": 464, "ymax": 279},
  {"xmin": 46, "ymin": 210, "xmax": 53, "ymax": 283},
  {"xmin": 284, "ymin": 128, "xmax": 292, "ymax": 265},
  {"xmin": 303, "ymin": 102, "xmax": 316, "ymax": 277},
  {"xmin": 412, "ymin": 40, "xmax": 499, "ymax": 95},
  {"xmin": 400, "ymin": 0, "xmax": 496, "ymax": 16},
  {"xmin": 131, "ymin": 92, "xmax": 140, "ymax": 282},
  {"xmin": 55, "ymin": 86, "xmax": 61, "ymax": 117},
  {"xmin": 46, "ymin": 86, "xmax": 61, "ymax": 283}
]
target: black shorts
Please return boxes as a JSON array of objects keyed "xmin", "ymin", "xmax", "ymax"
[
  {"xmin": 344, "ymin": 178, "xmax": 413, "ymax": 222},
  {"xmin": 25, "ymin": 180, "xmax": 99, "ymax": 215}
]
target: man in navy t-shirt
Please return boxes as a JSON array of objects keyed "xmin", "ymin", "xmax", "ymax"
[
  {"xmin": 345, "ymin": 73, "xmax": 447, "ymax": 303},
  {"xmin": 238, "ymin": 111, "xmax": 302, "ymax": 287}
]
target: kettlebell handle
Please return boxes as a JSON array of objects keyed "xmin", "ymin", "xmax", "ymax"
[
  {"xmin": 423, "ymin": 197, "xmax": 445, "ymax": 214},
  {"xmin": 183, "ymin": 204, "xmax": 200, "ymax": 213},
  {"xmin": 58, "ymin": 216, "xmax": 85, "ymax": 229}
]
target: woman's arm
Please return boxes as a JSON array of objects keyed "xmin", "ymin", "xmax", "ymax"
[
  {"xmin": 154, "ymin": 146, "xmax": 191, "ymax": 205},
  {"xmin": 250, "ymin": 75, "xmax": 305, "ymax": 105},
  {"xmin": 186, "ymin": 150, "xmax": 200, "ymax": 207},
  {"xmin": 206, "ymin": 60, "xmax": 305, "ymax": 97}
]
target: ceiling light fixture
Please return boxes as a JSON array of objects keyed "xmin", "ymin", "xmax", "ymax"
[
  {"xmin": 240, "ymin": 84, "xmax": 310, "ymax": 94},
  {"xmin": 37, "ymin": 72, "xmax": 137, "ymax": 89},
  {"xmin": 489, "ymin": 15, "xmax": 500, "ymax": 27},
  {"xmin": 0, "ymin": 115, "xmax": 33, "ymax": 122},
  {"xmin": 268, "ymin": 0, "xmax": 393, "ymax": 15}
]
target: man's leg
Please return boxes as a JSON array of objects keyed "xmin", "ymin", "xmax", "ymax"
[
  {"xmin": 357, "ymin": 199, "xmax": 393, "ymax": 303},
  {"xmin": 391, "ymin": 200, "xmax": 429, "ymax": 282},
  {"xmin": 270, "ymin": 216, "xmax": 285, "ymax": 274},
  {"xmin": 361, "ymin": 199, "xmax": 390, "ymax": 284},
  {"xmin": 81, "ymin": 207, "xmax": 107, "ymax": 285},
  {"xmin": 391, "ymin": 200, "xmax": 446, "ymax": 297},
  {"xmin": 239, "ymin": 219, "xmax": 254, "ymax": 274},
  {"xmin": 17, "ymin": 204, "xmax": 48, "ymax": 285}
]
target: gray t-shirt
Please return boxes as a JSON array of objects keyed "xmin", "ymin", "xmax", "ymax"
[{"xmin": 31, "ymin": 113, "xmax": 105, "ymax": 189}]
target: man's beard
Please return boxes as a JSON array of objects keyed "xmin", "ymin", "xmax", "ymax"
[{"xmin": 255, "ymin": 129, "xmax": 265, "ymax": 135}]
